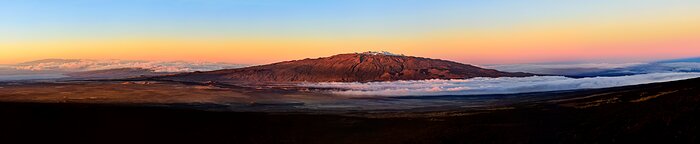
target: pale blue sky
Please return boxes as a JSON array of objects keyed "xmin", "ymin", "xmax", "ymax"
[
  {"xmin": 2, "ymin": 0, "xmax": 700, "ymax": 64},
  {"xmin": 3, "ymin": 0, "xmax": 698, "ymax": 41}
]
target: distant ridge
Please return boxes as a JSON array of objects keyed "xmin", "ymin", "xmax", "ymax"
[
  {"xmin": 158, "ymin": 52, "xmax": 534, "ymax": 83},
  {"xmin": 66, "ymin": 68, "xmax": 177, "ymax": 80}
]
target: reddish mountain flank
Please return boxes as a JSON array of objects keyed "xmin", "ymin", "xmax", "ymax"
[{"xmin": 159, "ymin": 52, "xmax": 533, "ymax": 83}]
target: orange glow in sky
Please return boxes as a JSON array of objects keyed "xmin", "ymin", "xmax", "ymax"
[{"xmin": 2, "ymin": 1, "xmax": 700, "ymax": 65}]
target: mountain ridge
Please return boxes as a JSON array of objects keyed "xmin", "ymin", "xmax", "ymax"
[
  {"xmin": 66, "ymin": 68, "xmax": 178, "ymax": 80},
  {"xmin": 157, "ymin": 53, "xmax": 534, "ymax": 83}
]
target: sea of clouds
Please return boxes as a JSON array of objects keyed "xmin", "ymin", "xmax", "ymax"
[
  {"xmin": 485, "ymin": 63, "xmax": 645, "ymax": 75},
  {"xmin": 487, "ymin": 58, "xmax": 700, "ymax": 76},
  {"xmin": 300, "ymin": 72, "xmax": 700, "ymax": 96},
  {"xmin": 11, "ymin": 59, "xmax": 244, "ymax": 73},
  {"xmin": 0, "ymin": 59, "xmax": 246, "ymax": 81}
]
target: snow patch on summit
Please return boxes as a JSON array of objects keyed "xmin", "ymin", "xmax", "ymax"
[{"xmin": 357, "ymin": 51, "xmax": 404, "ymax": 56}]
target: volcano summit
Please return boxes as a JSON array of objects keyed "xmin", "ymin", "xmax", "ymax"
[{"xmin": 158, "ymin": 52, "xmax": 533, "ymax": 83}]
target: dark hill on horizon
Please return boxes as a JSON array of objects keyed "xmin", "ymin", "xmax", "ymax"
[
  {"xmin": 65, "ymin": 68, "xmax": 177, "ymax": 80},
  {"xmin": 157, "ymin": 52, "xmax": 533, "ymax": 83}
]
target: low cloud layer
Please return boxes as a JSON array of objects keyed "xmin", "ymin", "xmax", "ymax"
[
  {"xmin": 11, "ymin": 59, "xmax": 245, "ymax": 72},
  {"xmin": 300, "ymin": 72, "xmax": 700, "ymax": 96},
  {"xmin": 486, "ymin": 63, "xmax": 644, "ymax": 75},
  {"xmin": 488, "ymin": 61, "xmax": 700, "ymax": 77},
  {"xmin": 630, "ymin": 62, "xmax": 700, "ymax": 73}
]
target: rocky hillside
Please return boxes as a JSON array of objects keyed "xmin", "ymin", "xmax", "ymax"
[{"xmin": 159, "ymin": 52, "xmax": 533, "ymax": 83}]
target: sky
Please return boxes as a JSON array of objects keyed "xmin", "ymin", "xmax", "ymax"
[{"xmin": 2, "ymin": 0, "xmax": 700, "ymax": 65}]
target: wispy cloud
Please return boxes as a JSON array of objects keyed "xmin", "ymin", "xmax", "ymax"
[{"xmin": 300, "ymin": 72, "xmax": 700, "ymax": 96}]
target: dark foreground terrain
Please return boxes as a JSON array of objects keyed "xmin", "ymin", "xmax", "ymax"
[{"xmin": 1, "ymin": 78, "xmax": 700, "ymax": 143}]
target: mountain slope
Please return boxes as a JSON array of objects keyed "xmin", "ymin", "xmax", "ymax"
[
  {"xmin": 159, "ymin": 52, "xmax": 533, "ymax": 83},
  {"xmin": 66, "ymin": 68, "xmax": 177, "ymax": 80},
  {"xmin": 572, "ymin": 58, "xmax": 700, "ymax": 77}
]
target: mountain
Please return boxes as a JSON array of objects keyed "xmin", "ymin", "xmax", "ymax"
[
  {"xmin": 158, "ymin": 52, "xmax": 534, "ymax": 83},
  {"xmin": 655, "ymin": 57, "xmax": 700, "ymax": 63},
  {"xmin": 488, "ymin": 56, "xmax": 700, "ymax": 78},
  {"xmin": 15, "ymin": 59, "xmax": 83, "ymax": 66},
  {"xmin": 572, "ymin": 57, "xmax": 700, "ymax": 77},
  {"xmin": 11, "ymin": 58, "xmax": 246, "ymax": 73},
  {"xmin": 66, "ymin": 68, "xmax": 177, "ymax": 80}
]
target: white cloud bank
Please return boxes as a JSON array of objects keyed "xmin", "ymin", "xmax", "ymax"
[
  {"xmin": 487, "ymin": 61, "xmax": 700, "ymax": 76},
  {"xmin": 485, "ymin": 63, "xmax": 645, "ymax": 75},
  {"xmin": 300, "ymin": 72, "xmax": 700, "ymax": 96},
  {"xmin": 12, "ymin": 59, "xmax": 244, "ymax": 72}
]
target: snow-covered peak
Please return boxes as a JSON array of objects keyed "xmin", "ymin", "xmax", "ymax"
[{"xmin": 357, "ymin": 51, "xmax": 404, "ymax": 56}]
